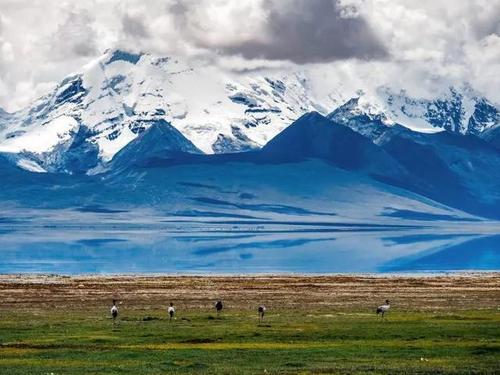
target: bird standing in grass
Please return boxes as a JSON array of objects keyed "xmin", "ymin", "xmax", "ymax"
[
  {"xmin": 168, "ymin": 302, "xmax": 175, "ymax": 322},
  {"xmin": 215, "ymin": 300, "xmax": 223, "ymax": 317},
  {"xmin": 258, "ymin": 305, "xmax": 266, "ymax": 323},
  {"xmin": 111, "ymin": 299, "xmax": 119, "ymax": 322},
  {"xmin": 376, "ymin": 299, "xmax": 390, "ymax": 318}
]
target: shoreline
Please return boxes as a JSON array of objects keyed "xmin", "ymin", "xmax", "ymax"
[
  {"xmin": 1, "ymin": 271, "xmax": 499, "ymax": 278},
  {"xmin": 1, "ymin": 273, "xmax": 499, "ymax": 312}
]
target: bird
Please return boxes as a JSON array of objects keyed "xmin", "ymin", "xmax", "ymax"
[
  {"xmin": 215, "ymin": 300, "xmax": 223, "ymax": 317},
  {"xmin": 111, "ymin": 299, "xmax": 119, "ymax": 321},
  {"xmin": 376, "ymin": 299, "xmax": 391, "ymax": 318},
  {"xmin": 167, "ymin": 302, "xmax": 175, "ymax": 322},
  {"xmin": 258, "ymin": 305, "xmax": 266, "ymax": 323}
]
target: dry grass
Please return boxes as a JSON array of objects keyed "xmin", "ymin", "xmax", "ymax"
[{"xmin": 1, "ymin": 273, "xmax": 498, "ymax": 312}]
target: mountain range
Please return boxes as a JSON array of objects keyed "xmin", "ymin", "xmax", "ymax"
[{"xmin": 1, "ymin": 49, "xmax": 500, "ymax": 223}]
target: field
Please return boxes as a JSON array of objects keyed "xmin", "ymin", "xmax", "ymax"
[{"xmin": 0, "ymin": 274, "xmax": 499, "ymax": 374}]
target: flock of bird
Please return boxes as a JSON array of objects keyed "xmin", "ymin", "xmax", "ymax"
[{"xmin": 110, "ymin": 299, "xmax": 390, "ymax": 321}]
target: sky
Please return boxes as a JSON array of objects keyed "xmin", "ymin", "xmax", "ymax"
[{"xmin": 0, "ymin": 0, "xmax": 499, "ymax": 112}]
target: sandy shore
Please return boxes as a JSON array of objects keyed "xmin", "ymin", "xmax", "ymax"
[{"xmin": 0, "ymin": 273, "xmax": 499, "ymax": 312}]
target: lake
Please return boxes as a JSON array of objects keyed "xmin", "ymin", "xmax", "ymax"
[{"xmin": 1, "ymin": 208, "xmax": 499, "ymax": 274}]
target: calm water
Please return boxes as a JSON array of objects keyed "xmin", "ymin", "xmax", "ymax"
[{"xmin": 1, "ymin": 216, "xmax": 499, "ymax": 274}]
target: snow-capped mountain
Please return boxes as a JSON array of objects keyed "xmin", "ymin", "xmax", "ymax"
[
  {"xmin": 328, "ymin": 88, "xmax": 499, "ymax": 137},
  {"xmin": 377, "ymin": 86, "xmax": 499, "ymax": 135},
  {"xmin": 0, "ymin": 49, "xmax": 498, "ymax": 175},
  {"xmin": 326, "ymin": 99, "xmax": 500, "ymax": 218},
  {"xmin": 327, "ymin": 96, "xmax": 396, "ymax": 141},
  {"xmin": 0, "ymin": 49, "xmax": 322, "ymax": 174}
]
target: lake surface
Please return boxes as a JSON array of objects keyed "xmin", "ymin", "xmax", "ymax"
[{"xmin": 1, "ymin": 211, "xmax": 499, "ymax": 274}]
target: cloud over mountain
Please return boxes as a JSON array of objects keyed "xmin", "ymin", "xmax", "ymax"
[{"xmin": 0, "ymin": 0, "xmax": 498, "ymax": 111}]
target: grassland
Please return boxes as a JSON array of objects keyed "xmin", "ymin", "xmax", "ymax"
[{"xmin": 0, "ymin": 274, "xmax": 499, "ymax": 374}]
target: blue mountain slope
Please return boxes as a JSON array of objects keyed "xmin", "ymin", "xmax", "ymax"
[
  {"xmin": 375, "ymin": 125, "xmax": 500, "ymax": 218},
  {"xmin": 0, "ymin": 153, "xmax": 97, "ymax": 207},
  {"xmin": 0, "ymin": 109, "xmax": 496, "ymax": 223},
  {"xmin": 109, "ymin": 119, "xmax": 202, "ymax": 169},
  {"xmin": 0, "ymin": 154, "xmax": 29, "ymax": 182},
  {"xmin": 481, "ymin": 125, "xmax": 500, "ymax": 151},
  {"xmin": 102, "ymin": 111, "xmax": 500, "ymax": 219},
  {"xmin": 324, "ymin": 100, "xmax": 500, "ymax": 218},
  {"xmin": 260, "ymin": 112, "xmax": 406, "ymax": 179}
]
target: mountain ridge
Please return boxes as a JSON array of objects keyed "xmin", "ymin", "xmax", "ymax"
[{"xmin": 0, "ymin": 49, "xmax": 498, "ymax": 175}]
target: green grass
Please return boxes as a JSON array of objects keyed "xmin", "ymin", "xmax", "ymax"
[{"xmin": 0, "ymin": 309, "xmax": 499, "ymax": 374}]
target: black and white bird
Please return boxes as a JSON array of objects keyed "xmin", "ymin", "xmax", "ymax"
[
  {"xmin": 111, "ymin": 299, "xmax": 119, "ymax": 321},
  {"xmin": 215, "ymin": 300, "xmax": 223, "ymax": 316},
  {"xmin": 168, "ymin": 302, "xmax": 175, "ymax": 321},
  {"xmin": 258, "ymin": 305, "xmax": 266, "ymax": 322},
  {"xmin": 376, "ymin": 300, "xmax": 391, "ymax": 318}
]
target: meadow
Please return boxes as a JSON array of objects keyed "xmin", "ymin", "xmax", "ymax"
[{"xmin": 0, "ymin": 274, "xmax": 499, "ymax": 374}]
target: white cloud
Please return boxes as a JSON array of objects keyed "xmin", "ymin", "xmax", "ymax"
[{"xmin": 0, "ymin": 0, "xmax": 498, "ymax": 111}]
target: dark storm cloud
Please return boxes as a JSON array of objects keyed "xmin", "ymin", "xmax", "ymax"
[{"xmin": 219, "ymin": 0, "xmax": 388, "ymax": 63}]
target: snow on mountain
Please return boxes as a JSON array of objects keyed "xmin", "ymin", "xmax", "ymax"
[
  {"xmin": 0, "ymin": 49, "xmax": 322, "ymax": 174},
  {"xmin": 328, "ymin": 88, "xmax": 500, "ymax": 156},
  {"xmin": 0, "ymin": 115, "xmax": 79, "ymax": 154},
  {"xmin": 376, "ymin": 86, "xmax": 499, "ymax": 135},
  {"xmin": 0, "ymin": 107, "xmax": 11, "ymax": 129},
  {"xmin": 0, "ymin": 49, "xmax": 499, "ymax": 175},
  {"xmin": 328, "ymin": 86, "xmax": 499, "ymax": 137},
  {"xmin": 327, "ymin": 96, "xmax": 396, "ymax": 141}
]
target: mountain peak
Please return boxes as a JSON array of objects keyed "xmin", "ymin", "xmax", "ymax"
[
  {"xmin": 1, "ymin": 48, "xmax": 499, "ymax": 175},
  {"xmin": 327, "ymin": 97, "xmax": 393, "ymax": 142},
  {"xmin": 297, "ymin": 111, "xmax": 327, "ymax": 123},
  {"xmin": 103, "ymin": 49, "xmax": 144, "ymax": 65},
  {"xmin": 109, "ymin": 119, "xmax": 201, "ymax": 169},
  {"xmin": 261, "ymin": 111, "xmax": 404, "ymax": 177}
]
